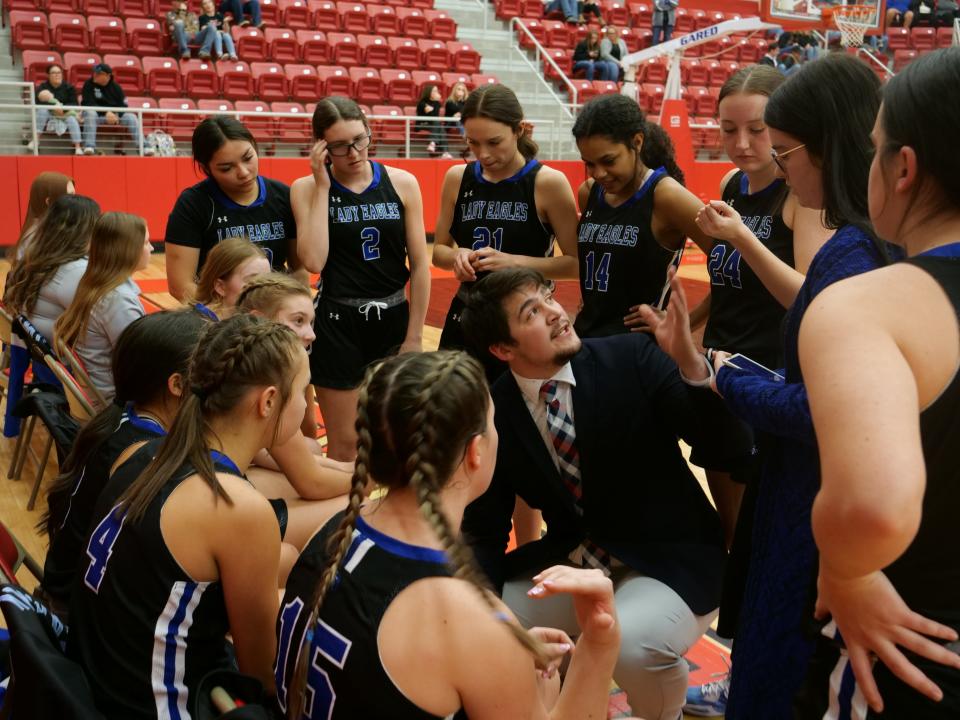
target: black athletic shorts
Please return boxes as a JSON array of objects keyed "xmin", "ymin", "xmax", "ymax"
[
  {"xmin": 310, "ymin": 295, "xmax": 408, "ymax": 389},
  {"xmin": 268, "ymin": 497, "xmax": 288, "ymax": 541}
]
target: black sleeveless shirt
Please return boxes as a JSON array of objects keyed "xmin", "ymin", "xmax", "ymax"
[
  {"xmin": 703, "ymin": 171, "xmax": 794, "ymax": 368},
  {"xmin": 574, "ymin": 168, "xmax": 674, "ymax": 338},
  {"xmin": 275, "ymin": 512, "xmax": 452, "ymax": 720},
  {"xmin": 322, "ymin": 161, "xmax": 410, "ymax": 300}
]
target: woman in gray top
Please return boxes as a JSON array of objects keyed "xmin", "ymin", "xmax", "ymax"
[{"xmin": 599, "ymin": 26, "xmax": 629, "ymax": 80}]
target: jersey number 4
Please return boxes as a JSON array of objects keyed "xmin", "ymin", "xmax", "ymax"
[
  {"xmin": 471, "ymin": 226, "xmax": 503, "ymax": 252},
  {"xmin": 583, "ymin": 251, "xmax": 611, "ymax": 293},
  {"xmin": 708, "ymin": 245, "xmax": 743, "ymax": 289},
  {"xmin": 83, "ymin": 505, "xmax": 126, "ymax": 593},
  {"xmin": 361, "ymin": 227, "xmax": 380, "ymax": 261}
]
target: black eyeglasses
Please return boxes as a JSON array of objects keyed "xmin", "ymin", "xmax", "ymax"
[
  {"xmin": 770, "ymin": 143, "xmax": 805, "ymax": 172},
  {"xmin": 326, "ymin": 132, "xmax": 372, "ymax": 157}
]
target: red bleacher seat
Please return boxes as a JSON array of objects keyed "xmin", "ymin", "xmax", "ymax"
[
  {"xmin": 127, "ymin": 94, "xmax": 159, "ymax": 131},
  {"xmin": 49, "ymin": 12, "xmax": 88, "ymax": 51},
  {"xmin": 424, "ymin": 9, "xmax": 456, "ymax": 40},
  {"xmin": 682, "ymin": 58, "xmax": 708, "ymax": 85},
  {"xmin": 690, "ymin": 9, "xmax": 708, "ymax": 28},
  {"xmin": 143, "ymin": 56, "xmax": 181, "ymax": 97},
  {"xmin": 442, "ymin": 71, "xmax": 471, "ymax": 90},
  {"xmin": 217, "ymin": 60, "xmax": 255, "ymax": 100},
  {"xmin": 198, "ymin": 99, "xmax": 234, "ymax": 114},
  {"xmin": 252, "ymin": 62, "xmax": 288, "ymax": 101},
  {"xmin": 542, "ymin": 47, "xmax": 572, "ymax": 81},
  {"xmin": 328, "ymin": 31, "xmax": 361, "ymax": 65},
  {"xmin": 380, "ymin": 68, "xmax": 417, "ymax": 104},
  {"xmin": 265, "ymin": 28, "xmax": 299, "ymax": 62},
  {"xmin": 349, "ymin": 66, "xmax": 383, "ymax": 104},
  {"xmin": 910, "ymin": 26, "xmax": 936, "ymax": 51},
  {"xmin": 181, "ymin": 58, "xmax": 219, "ymax": 98},
  {"xmin": 411, "ymin": 69, "xmax": 442, "ymax": 95},
  {"xmin": 602, "ymin": 0, "xmax": 629, "ymax": 25},
  {"xmin": 285, "ymin": 63, "xmax": 322, "ymax": 101},
  {"xmin": 494, "ymin": 0, "xmax": 520, "ymax": 21},
  {"xmin": 278, "ymin": 0, "xmax": 312, "ymax": 28},
  {"xmin": 735, "ymin": 38, "xmax": 758, "ymax": 63},
  {"xmin": 519, "ymin": 0, "xmax": 543, "ymax": 18},
  {"xmin": 570, "ymin": 79, "xmax": 596, "ymax": 104},
  {"xmin": 517, "ymin": 19, "xmax": 546, "ymax": 49},
  {"xmin": 259, "ymin": 0, "xmax": 280, "ymax": 24},
  {"xmin": 296, "ymin": 30, "xmax": 328, "ymax": 63},
  {"xmin": 271, "ymin": 101, "xmax": 311, "ymax": 141},
  {"xmin": 232, "ymin": 27, "xmax": 268, "ymax": 61},
  {"xmin": 706, "ymin": 60, "xmax": 728, "ymax": 87},
  {"xmin": 388, "ymin": 36, "xmax": 419, "ymax": 67},
  {"xmin": 408, "ymin": 0, "xmax": 432, "ymax": 10},
  {"xmin": 471, "ymin": 73, "xmax": 498, "ymax": 89},
  {"xmin": 893, "ymin": 48, "xmax": 917, "ymax": 71},
  {"xmin": 310, "ymin": 0, "xmax": 339, "ymax": 31},
  {"xmin": 88, "ymin": 15, "xmax": 127, "ymax": 53},
  {"xmin": 10, "ymin": 11, "xmax": 50, "ymax": 51},
  {"xmin": 397, "ymin": 7, "xmax": 428, "ymax": 38},
  {"xmin": 674, "ymin": 7, "xmax": 694, "ymax": 33},
  {"xmin": 371, "ymin": 104, "xmax": 406, "ymax": 144},
  {"xmin": 359, "ymin": 34, "xmax": 391, "ymax": 68},
  {"xmin": 641, "ymin": 82, "xmax": 664, "ymax": 113},
  {"xmin": 936, "ymin": 26, "xmax": 953, "ymax": 47},
  {"xmin": 886, "ymin": 27, "xmax": 910, "ymax": 50},
  {"xmin": 337, "ymin": 1, "xmax": 369, "ymax": 32},
  {"xmin": 159, "ymin": 97, "xmax": 198, "ymax": 140},
  {"xmin": 593, "ymin": 79, "xmax": 619, "ymax": 96},
  {"xmin": 47, "ymin": 0, "xmax": 78, "ymax": 9},
  {"xmin": 683, "ymin": 85, "xmax": 715, "ymax": 115},
  {"xmin": 6, "ymin": 0, "xmax": 43, "ymax": 10},
  {"xmin": 630, "ymin": 2, "xmax": 652, "ymax": 27},
  {"xmin": 316, "ymin": 64, "xmax": 351, "ymax": 94},
  {"xmin": 236, "ymin": 100, "xmax": 276, "ymax": 142},
  {"xmin": 368, "ymin": 4, "xmax": 400, "ymax": 35},
  {"xmin": 542, "ymin": 20, "xmax": 573, "ymax": 50},
  {"xmin": 116, "ymin": 0, "xmax": 153, "ymax": 16},
  {"xmin": 640, "ymin": 58, "xmax": 667, "ymax": 84},
  {"xmin": 126, "ymin": 17, "xmax": 165, "ymax": 55},
  {"xmin": 23, "ymin": 50, "xmax": 63, "ymax": 83},
  {"xmin": 103, "ymin": 52, "xmax": 143, "ymax": 92},
  {"xmin": 417, "ymin": 39, "xmax": 449, "ymax": 71},
  {"xmin": 447, "ymin": 40, "xmax": 480, "ymax": 74}
]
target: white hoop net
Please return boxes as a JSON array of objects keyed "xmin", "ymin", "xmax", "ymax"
[{"xmin": 834, "ymin": 5, "xmax": 876, "ymax": 47}]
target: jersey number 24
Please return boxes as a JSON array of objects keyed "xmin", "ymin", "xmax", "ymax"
[{"xmin": 708, "ymin": 245, "xmax": 743, "ymax": 289}]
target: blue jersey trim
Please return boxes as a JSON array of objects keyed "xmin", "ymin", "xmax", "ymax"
[
  {"xmin": 193, "ymin": 302, "xmax": 219, "ymax": 322},
  {"xmin": 474, "ymin": 157, "xmax": 539, "ymax": 185},
  {"xmin": 207, "ymin": 176, "xmax": 267, "ymax": 210},
  {"xmin": 210, "ymin": 450, "xmax": 242, "ymax": 476},
  {"xmin": 126, "ymin": 405, "xmax": 167, "ymax": 436},
  {"xmin": 329, "ymin": 161, "xmax": 382, "ymax": 196},
  {"xmin": 163, "ymin": 582, "xmax": 197, "ymax": 719},
  {"xmin": 355, "ymin": 515, "xmax": 448, "ymax": 565},
  {"xmin": 739, "ymin": 173, "xmax": 785, "ymax": 199},
  {"xmin": 918, "ymin": 242, "xmax": 960, "ymax": 258},
  {"xmin": 597, "ymin": 166, "xmax": 666, "ymax": 210}
]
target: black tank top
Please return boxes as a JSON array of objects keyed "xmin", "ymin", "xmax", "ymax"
[
  {"xmin": 703, "ymin": 171, "xmax": 794, "ymax": 368},
  {"xmin": 67, "ymin": 441, "xmax": 244, "ymax": 720},
  {"xmin": 884, "ymin": 252, "xmax": 960, "ymax": 626},
  {"xmin": 450, "ymin": 159, "xmax": 554, "ymax": 288},
  {"xmin": 322, "ymin": 161, "xmax": 409, "ymax": 300},
  {"xmin": 275, "ymin": 512, "xmax": 451, "ymax": 720},
  {"xmin": 574, "ymin": 168, "xmax": 674, "ymax": 338}
]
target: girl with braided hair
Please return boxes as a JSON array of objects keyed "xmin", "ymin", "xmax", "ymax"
[
  {"xmin": 275, "ymin": 351, "xmax": 622, "ymax": 720},
  {"xmin": 67, "ymin": 314, "xmax": 310, "ymax": 718}
]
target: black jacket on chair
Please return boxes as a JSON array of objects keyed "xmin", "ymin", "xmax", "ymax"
[{"xmin": 461, "ymin": 333, "xmax": 753, "ymax": 616}]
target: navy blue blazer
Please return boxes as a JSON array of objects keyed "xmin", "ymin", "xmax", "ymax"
[{"xmin": 462, "ymin": 333, "xmax": 753, "ymax": 616}]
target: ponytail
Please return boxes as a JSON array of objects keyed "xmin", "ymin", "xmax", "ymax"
[{"xmin": 641, "ymin": 122, "xmax": 684, "ymax": 185}]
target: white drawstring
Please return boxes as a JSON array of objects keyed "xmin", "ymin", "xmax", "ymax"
[{"xmin": 358, "ymin": 301, "xmax": 388, "ymax": 320}]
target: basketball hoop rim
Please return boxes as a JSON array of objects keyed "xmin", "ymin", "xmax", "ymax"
[{"xmin": 833, "ymin": 4, "xmax": 876, "ymax": 47}]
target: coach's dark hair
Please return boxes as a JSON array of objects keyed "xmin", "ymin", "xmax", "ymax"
[
  {"xmin": 117, "ymin": 314, "xmax": 301, "ymax": 523},
  {"xmin": 41, "ymin": 310, "xmax": 209, "ymax": 539},
  {"xmin": 877, "ymin": 47, "xmax": 960, "ymax": 235},
  {"xmin": 286, "ymin": 351, "xmax": 547, "ymax": 719},
  {"xmin": 764, "ymin": 53, "xmax": 880, "ymax": 236},
  {"xmin": 719, "ymin": 64, "xmax": 785, "ymax": 106},
  {"xmin": 462, "ymin": 84, "xmax": 538, "ymax": 161},
  {"xmin": 311, "ymin": 96, "xmax": 369, "ymax": 140},
  {"xmin": 192, "ymin": 116, "xmax": 259, "ymax": 177},
  {"xmin": 461, "ymin": 267, "xmax": 547, "ymax": 356},
  {"xmin": 572, "ymin": 94, "xmax": 685, "ymax": 184}
]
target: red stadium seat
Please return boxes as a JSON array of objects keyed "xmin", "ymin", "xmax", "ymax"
[
  {"xmin": 116, "ymin": 0, "xmax": 153, "ymax": 16},
  {"xmin": 388, "ymin": 36, "xmax": 420, "ymax": 68},
  {"xmin": 570, "ymin": 79, "xmax": 596, "ymax": 104},
  {"xmin": 408, "ymin": 0, "xmax": 432, "ymax": 10},
  {"xmin": 380, "ymin": 68, "xmax": 417, "ymax": 104},
  {"xmin": 359, "ymin": 34, "xmax": 391, "ymax": 68},
  {"xmin": 542, "ymin": 20, "xmax": 573, "ymax": 50},
  {"xmin": 683, "ymin": 85, "xmax": 714, "ymax": 115},
  {"xmin": 251, "ymin": 61, "xmax": 288, "ymax": 101},
  {"xmin": 602, "ymin": 0, "xmax": 629, "ymax": 24},
  {"xmin": 257, "ymin": 0, "xmax": 280, "ymax": 23},
  {"xmin": 143, "ymin": 56, "xmax": 181, "ymax": 97},
  {"xmin": 593, "ymin": 79, "xmax": 620, "ymax": 96},
  {"xmin": 296, "ymin": 30, "xmax": 328, "ymax": 63},
  {"xmin": 23, "ymin": 50, "xmax": 63, "ymax": 83},
  {"xmin": 328, "ymin": 32, "xmax": 361, "ymax": 66},
  {"xmin": 126, "ymin": 17, "xmax": 165, "ymax": 55},
  {"xmin": 337, "ymin": 1, "xmax": 369, "ymax": 32},
  {"xmin": 47, "ymin": 0, "xmax": 78, "ymax": 10},
  {"xmin": 349, "ymin": 66, "xmax": 383, "ymax": 104},
  {"xmin": 519, "ymin": 0, "xmax": 543, "ymax": 18},
  {"xmin": 517, "ymin": 19, "xmax": 546, "ymax": 49},
  {"xmin": 397, "ymin": 7, "xmax": 429, "ymax": 38},
  {"xmin": 316, "ymin": 64, "xmax": 351, "ymax": 94},
  {"xmin": 371, "ymin": 104, "xmax": 406, "ymax": 144},
  {"xmin": 232, "ymin": 26, "xmax": 268, "ymax": 61},
  {"xmin": 49, "ymin": 12, "xmax": 89, "ymax": 51},
  {"xmin": 630, "ymin": 2, "xmax": 652, "ymax": 28},
  {"xmin": 494, "ymin": 0, "xmax": 520, "ymax": 21},
  {"xmin": 674, "ymin": 7, "xmax": 694, "ymax": 33},
  {"xmin": 446, "ymin": 41, "xmax": 480, "ymax": 74},
  {"xmin": 235, "ymin": 100, "xmax": 276, "ymax": 142},
  {"xmin": 542, "ymin": 47, "xmax": 572, "ymax": 81},
  {"xmin": 217, "ymin": 60, "xmax": 255, "ymax": 100},
  {"xmin": 937, "ymin": 26, "xmax": 953, "ymax": 47},
  {"xmin": 910, "ymin": 26, "xmax": 935, "ymax": 51},
  {"xmin": 368, "ymin": 4, "xmax": 400, "ymax": 35},
  {"xmin": 641, "ymin": 82, "xmax": 664, "ymax": 114},
  {"xmin": 682, "ymin": 58, "xmax": 708, "ymax": 85},
  {"xmin": 278, "ymin": 0, "xmax": 312, "ymax": 28},
  {"xmin": 265, "ymin": 28, "xmax": 299, "ymax": 62},
  {"xmin": 198, "ymin": 98, "xmax": 235, "ymax": 114},
  {"xmin": 640, "ymin": 58, "xmax": 667, "ymax": 84},
  {"xmin": 102, "ymin": 52, "xmax": 143, "ymax": 92},
  {"xmin": 88, "ymin": 15, "xmax": 127, "ymax": 53},
  {"xmin": 127, "ymin": 94, "xmax": 159, "ymax": 131},
  {"xmin": 471, "ymin": 73, "xmax": 498, "ymax": 89},
  {"xmin": 617, "ymin": 27, "xmax": 644, "ymax": 52},
  {"xmin": 9, "ymin": 11, "xmax": 50, "ymax": 51},
  {"xmin": 690, "ymin": 9, "xmax": 708, "ymax": 29},
  {"xmin": 417, "ymin": 39, "xmax": 449, "ymax": 71},
  {"xmin": 285, "ymin": 63, "xmax": 322, "ymax": 101},
  {"xmin": 6, "ymin": 0, "xmax": 43, "ymax": 10},
  {"xmin": 424, "ymin": 9, "xmax": 457, "ymax": 40},
  {"xmin": 412, "ymin": 69, "xmax": 443, "ymax": 96},
  {"xmin": 442, "ymin": 71, "xmax": 472, "ymax": 90},
  {"xmin": 271, "ymin": 101, "xmax": 311, "ymax": 142},
  {"xmin": 886, "ymin": 26, "xmax": 910, "ymax": 50},
  {"xmin": 159, "ymin": 97, "xmax": 199, "ymax": 140},
  {"xmin": 309, "ymin": 0, "xmax": 339, "ymax": 31},
  {"xmin": 181, "ymin": 57, "xmax": 219, "ymax": 98},
  {"xmin": 893, "ymin": 48, "xmax": 917, "ymax": 71}
]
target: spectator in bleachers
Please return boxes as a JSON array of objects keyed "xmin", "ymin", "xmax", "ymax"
[
  {"xmin": 166, "ymin": 0, "xmax": 217, "ymax": 60},
  {"xmin": 651, "ymin": 0, "xmax": 678, "ymax": 44},
  {"xmin": 444, "ymin": 81, "xmax": 468, "ymax": 125},
  {"xmin": 574, "ymin": 28, "xmax": 617, "ymax": 81},
  {"xmin": 579, "ymin": 0, "xmax": 604, "ymax": 24},
  {"xmin": 887, "ymin": 0, "xmax": 915, "ymax": 28},
  {"xmin": 219, "ymin": 0, "xmax": 263, "ymax": 29},
  {"xmin": 33, "ymin": 65, "xmax": 82, "ymax": 156},
  {"xmin": 758, "ymin": 43, "xmax": 779, "ymax": 66},
  {"xmin": 81, "ymin": 63, "xmax": 146, "ymax": 156},
  {"xmin": 8, "ymin": 171, "xmax": 74, "ymax": 261},
  {"xmin": 545, "ymin": 0, "xmax": 580, "ymax": 24},
  {"xmin": 199, "ymin": 0, "xmax": 239, "ymax": 60},
  {"xmin": 778, "ymin": 44, "xmax": 803, "ymax": 76},
  {"xmin": 600, "ymin": 25, "xmax": 629, "ymax": 79},
  {"xmin": 416, "ymin": 84, "xmax": 451, "ymax": 158}
]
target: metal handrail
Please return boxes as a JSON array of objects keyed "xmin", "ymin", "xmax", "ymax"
[{"xmin": 508, "ymin": 16, "xmax": 579, "ymax": 116}]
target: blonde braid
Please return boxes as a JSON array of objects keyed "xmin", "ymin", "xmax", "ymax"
[{"xmin": 237, "ymin": 273, "xmax": 311, "ymax": 317}]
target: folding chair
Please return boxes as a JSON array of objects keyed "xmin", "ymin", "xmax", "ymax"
[
  {"xmin": 54, "ymin": 338, "xmax": 107, "ymax": 413},
  {"xmin": 0, "ymin": 524, "xmax": 43, "ymax": 587}
]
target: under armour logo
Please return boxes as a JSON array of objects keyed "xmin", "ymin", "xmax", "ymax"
[
  {"xmin": 329, "ymin": 312, "xmax": 339, "ymax": 320},
  {"xmin": 464, "ymin": 190, "xmax": 473, "ymax": 198},
  {"xmin": 451, "ymin": 313, "xmax": 461, "ymax": 322},
  {"xmin": 584, "ymin": 210, "xmax": 592, "ymax": 218},
  {"xmin": 217, "ymin": 215, "xmax": 229, "ymax": 223},
  {"xmin": 331, "ymin": 196, "xmax": 342, "ymax": 203}
]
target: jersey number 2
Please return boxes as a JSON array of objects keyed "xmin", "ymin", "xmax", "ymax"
[
  {"xmin": 708, "ymin": 245, "xmax": 743, "ymax": 289},
  {"xmin": 83, "ymin": 505, "xmax": 126, "ymax": 593},
  {"xmin": 361, "ymin": 227, "xmax": 380, "ymax": 261},
  {"xmin": 471, "ymin": 226, "xmax": 504, "ymax": 252},
  {"xmin": 583, "ymin": 251, "xmax": 611, "ymax": 293}
]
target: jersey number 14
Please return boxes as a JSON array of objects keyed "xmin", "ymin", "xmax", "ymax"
[{"xmin": 583, "ymin": 251, "xmax": 611, "ymax": 293}]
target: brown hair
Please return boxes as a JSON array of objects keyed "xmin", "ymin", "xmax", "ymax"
[
  {"xmin": 194, "ymin": 238, "xmax": 268, "ymax": 305},
  {"xmin": 446, "ymin": 81, "xmax": 469, "ymax": 105},
  {"xmin": 718, "ymin": 64, "xmax": 786, "ymax": 108},
  {"xmin": 236, "ymin": 272, "xmax": 311, "ymax": 318},
  {"xmin": 461, "ymin": 84, "xmax": 538, "ymax": 161},
  {"xmin": 286, "ymin": 351, "xmax": 547, "ymax": 718},
  {"xmin": 117, "ymin": 313, "xmax": 302, "ymax": 522},
  {"xmin": 54, "ymin": 212, "xmax": 147, "ymax": 350},
  {"xmin": 311, "ymin": 96, "xmax": 369, "ymax": 140},
  {"xmin": 3, "ymin": 194, "xmax": 100, "ymax": 315},
  {"xmin": 11, "ymin": 171, "xmax": 75, "ymax": 259}
]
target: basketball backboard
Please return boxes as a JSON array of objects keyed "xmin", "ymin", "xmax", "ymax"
[{"xmin": 761, "ymin": 0, "xmax": 885, "ymax": 35}]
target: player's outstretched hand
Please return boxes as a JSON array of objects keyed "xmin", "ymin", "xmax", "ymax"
[
  {"xmin": 528, "ymin": 566, "xmax": 618, "ymax": 646},
  {"xmin": 695, "ymin": 201, "xmax": 745, "ymax": 245}
]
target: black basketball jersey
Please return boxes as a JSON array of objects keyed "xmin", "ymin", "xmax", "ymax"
[
  {"xmin": 574, "ymin": 168, "xmax": 674, "ymax": 338},
  {"xmin": 449, "ymin": 159, "xmax": 554, "ymax": 287},
  {"xmin": 703, "ymin": 172, "xmax": 794, "ymax": 369},
  {"xmin": 42, "ymin": 407, "xmax": 165, "ymax": 606},
  {"xmin": 67, "ymin": 440, "xmax": 244, "ymax": 720},
  {"xmin": 322, "ymin": 162, "xmax": 410, "ymax": 300},
  {"xmin": 275, "ymin": 512, "xmax": 451, "ymax": 720},
  {"xmin": 165, "ymin": 176, "xmax": 296, "ymax": 272},
  {"xmin": 884, "ymin": 251, "xmax": 960, "ymax": 626}
]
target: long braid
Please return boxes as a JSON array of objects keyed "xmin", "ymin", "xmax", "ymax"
[{"xmin": 236, "ymin": 272, "xmax": 311, "ymax": 317}]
